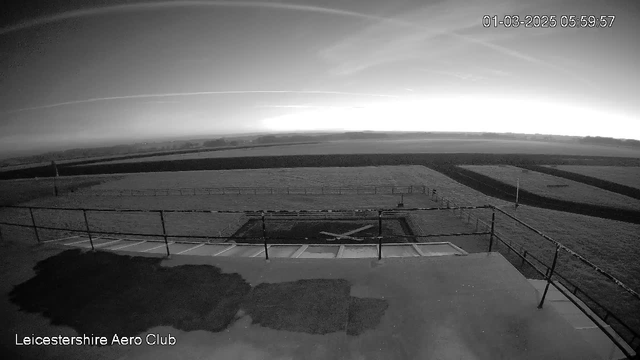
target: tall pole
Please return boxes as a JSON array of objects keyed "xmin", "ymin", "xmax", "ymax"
[
  {"xmin": 83, "ymin": 210, "xmax": 95, "ymax": 251},
  {"xmin": 262, "ymin": 212, "xmax": 269, "ymax": 260},
  {"xmin": 159, "ymin": 211, "xmax": 170, "ymax": 257},
  {"xmin": 488, "ymin": 211, "xmax": 495, "ymax": 252},
  {"xmin": 51, "ymin": 161, "xmax": 59, "ymax": 196},
  {"xmin": 377, "ymin": 210, "xmax": 383, "ymax": 260},
  {"xmin": 515, "ymin": 178, "xmax": 520, "ymax": 210}
]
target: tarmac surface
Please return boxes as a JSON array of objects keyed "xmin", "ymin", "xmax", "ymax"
[
  {"xmin": 1, "ymin": 243, "xmax": 603, "ymax": 360},
  {"xmin": 118, "ymin": 252, "xmax": 600, "ymax": 360}
]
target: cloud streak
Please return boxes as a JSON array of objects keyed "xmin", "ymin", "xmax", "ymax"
[
  {"xmin": 3, "ymin": 90, "xmax": 400, "ymax": 114},
  {"xmin": 0, "ymin": 1, "xmax": 388, "ymax": 36},
  {"xmin": 1, "ymin": 0, "xmax": 551, "ymax": 74}
]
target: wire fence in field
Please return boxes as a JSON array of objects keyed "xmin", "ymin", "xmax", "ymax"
[{"xmin": 67, "ymin": 185, "xmax": 429, "ymax": 197}]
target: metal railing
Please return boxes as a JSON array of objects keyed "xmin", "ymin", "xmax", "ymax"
[{"xmin": 0, "ymin": 204, "xmax": 492, "ymax": 261}]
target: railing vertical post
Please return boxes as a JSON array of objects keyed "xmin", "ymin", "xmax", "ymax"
[
  {"xmin": 159, "ymin": 211, "xmax": 170, "ymax": 257},
  {"xmin": 82, "ymin": 210, "xmax": 95, "ymax": 251},
  {"xmin": 378, "ymin": 210, "xmax": 383, "ymax": 260},
  {"xmin": 475, "ymin": 218, "xmax": 479, "ymax": 232},
  {"xmin": 261, "ymin": 212, "xmax": 269, "ymax": 260},
  {"xmin": 488, "ymin": 211, "xmax": 495, "ymax": 252},
  {"xmin": 28, "ymin": 208, "xmax": 41, "ymax": 243},
  {"xmin": 538, "ymin": 245, "xmax": 560, "ymax": 309}
]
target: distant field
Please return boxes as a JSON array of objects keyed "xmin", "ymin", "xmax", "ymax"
[
  {"xmin": 544, "ymin": 165, "xmax": 640, "ymax": 190},
  {"xmin": 74, "ymin": 139, "xmax": 640, "ymax": 166},
  {"xmin": 460, "ymin": 165, "xmax": 640, "ymax": 211}
]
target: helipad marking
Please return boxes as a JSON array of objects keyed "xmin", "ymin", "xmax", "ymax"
[{"xmin": 321, "ymin": 224, "xmax": 374, "ymax": 241}]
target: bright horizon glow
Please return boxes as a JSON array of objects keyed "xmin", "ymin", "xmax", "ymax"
[
  {"xmin": 261, "ymin": 96, "xmax": 637, "ymax": 139},
  {"xmin": 1, "ymin": 0, "xmax": 639, "ymax": 154}
]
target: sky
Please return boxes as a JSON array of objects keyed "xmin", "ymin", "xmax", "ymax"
[{"xmin": 1, "ymin": 0, "xmax": 639, "ymax": 155}]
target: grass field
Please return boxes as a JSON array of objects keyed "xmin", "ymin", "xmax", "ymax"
[
  {"xmin": 544, "ymin": 165, "xmax": 640, "ymax": 190},
  {"xmin": 0, "ymin": 166, "xmax": 477, "ymax": 246},
  {"xmin": 75, "ymin": 139, "xmax": 640, "ymax": 166},
  {"xmin": 460, "ymin": 165, "xmax": 640, "ymax": 211}
]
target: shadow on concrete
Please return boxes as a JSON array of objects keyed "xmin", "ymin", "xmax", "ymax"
[{"xmin": 9, "ymin": 250, "xmax": 387, "ymax": 339}]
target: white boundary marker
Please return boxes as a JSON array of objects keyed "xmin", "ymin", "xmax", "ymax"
[
  {"xmin": 44, "ymin": 235, "xmax": 80, "ymax": 243},
  {"xmin": 251, "ymin": 245, "xmax": 270, "ymax": 257},
  {"xmin": 176, "ymin": 243, "xmax": 206, "ymax": 255},
  {"xmin": 142, "ymin": 242, "xmax": 173, "ymax": 252},
  {"xmin": 110, "ymin": 240, "xmax": 147, "ymax": 250},
  {"xmin": 291, "ymin": 245, "xmax": 308, "ymax": 258},
  {"xmin": 94, "ymin": 239, "xmax": 123, "ymax": 248},
  {"xmin": 212, "ymin": 244, "xmax": 236, "ymax": 256},
  {"xmin": 65, "ymin": 237, "xmax": 101, "ymax": 246},
  {"xmin": 411, "ymin": 244, "xmax": 426, "ymax": 256}
]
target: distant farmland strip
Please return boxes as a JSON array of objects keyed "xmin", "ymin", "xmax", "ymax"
[
  {"xmin": 3, "ymin": 153, "xmax": 640, "ymax": 181},
  {"xmin": 430, "ymin": 164, "xmax": 640, "ymax": 224},
  {"xmin": 459, "ymin": 165, "xmax": 640, "ymax": 211},
  {"xmin": 524, "ymin": 165, "xmax": 640, "ymax": 200}
]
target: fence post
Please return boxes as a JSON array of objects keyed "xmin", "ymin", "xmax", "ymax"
[
  {"xmin": 488, "ymin": 211, "xmax": 495, "ymax": 252},
  {"xmin": 28, "ymin": 208, "xmax": 41, "ymax": 244},
  {"xmin": 475, "ymin": 218, "xmax": 479, "ymax": 232},
  {"xmin": 159, "ymin": 211, "xmax": 170, "ymax": 257},
  {"xmin": 538, "ymin": 245, "xmax": 560, "ymax": 309},
  {"xmin": 261, "ymin": 212, "xmax": 269, "ymax": 260},
  {"xmin": 378, "ymin": 210, "xmax": 383, "ymax": 260},
  {"xmin": 82, "ymin": 210, "xmax": 95, "ymax": 251}
]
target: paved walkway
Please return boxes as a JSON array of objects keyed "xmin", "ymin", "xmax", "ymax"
[
  {"xmin": 528, "ymin": 279, "xmax": 635, "ymax": 360},
  {"xmin": 46, "ymin": 235, "xmax": 468, "ymax": 258}
]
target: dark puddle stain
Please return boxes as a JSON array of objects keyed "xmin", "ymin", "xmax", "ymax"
[{"xmin": 9, "ymin": 250, "xmax": 387, "ymax": 339}]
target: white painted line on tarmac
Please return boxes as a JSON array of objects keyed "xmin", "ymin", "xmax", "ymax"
[
  {"xmin": 291, "ymin": 245, "xmax": 308, "ymax": 258},
  {"xmin": 176, "ymin": 243, "xmax": 205, "ymax": 254},
  {"xmin": 44, "ymin": 235, "xmax": 80, "ymax": 243},
  {"xmin": 65, "ymin": 237, "xmax": 101, "ymax": 246},
  {"xmin": 412, "ymin": 244, "xmax": 426, "ymax": 256},
  {"xmin": 95, "ymin": 239, "xmax": 123, "ymax": 248},
  {"xmin": 212, "ymin": 244, "xmax": 236, "ymax": 256},
  {"xmin": 142, "ymin": 243, "xmax": 173, "ymax": 252},
  {"xmin": 111, "ymin": 240, "xmax": 146, "ymax": 250},
  {"xmin": 252, "ymin": 245, "xmax": 270, "ymax": 257}
]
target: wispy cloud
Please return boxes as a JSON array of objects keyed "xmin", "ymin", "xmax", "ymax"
[
  {"xmin": 319, "ymin": 0, "xmax": 528, "ymax": 75},
  {"xmin": 3, "ymin": 90, "xmax": 399, "ymax": 114},
  {"xmin": 0, "ymin": 1, "xmax": 392, "ymax": 35}
]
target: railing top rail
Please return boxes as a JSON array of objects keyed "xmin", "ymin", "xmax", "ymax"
[
  {"xmin": 1, "ymin": 204, "xmax": 492, "ymax": 213},
  {"xmin": 491, "ymin": 205, "xmax": 640, "ymax": 302}
]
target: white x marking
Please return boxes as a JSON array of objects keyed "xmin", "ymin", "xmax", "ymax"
[{"xmin": 320, "ymin": 225, "xmax": 374, "ymax": 241}]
